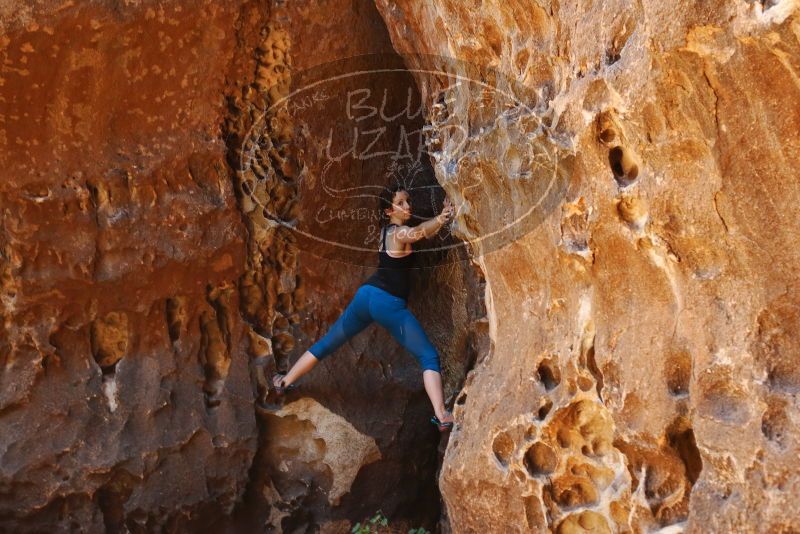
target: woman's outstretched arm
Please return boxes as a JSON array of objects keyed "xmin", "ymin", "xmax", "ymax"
[{"xmin": 394, "ymin": 198, "xmax": 454, "ymax": 243}]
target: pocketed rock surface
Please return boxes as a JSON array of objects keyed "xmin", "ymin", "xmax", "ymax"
[
  {"xmin": 373, "ymin": 1, "xmax": 800, "ymax": 532},
  {"xmin": 1, "ymin": 2, "xmax": 256, "ymax": 531},
  {"xmin": 0, "ymin": 1, "xmax": 482, "ymax": 532},
  {"xmin": 2, "ymin": 0, "xmax": 799, "ymax": 533}
]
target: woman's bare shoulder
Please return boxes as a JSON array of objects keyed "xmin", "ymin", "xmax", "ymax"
[
  {"xmin": 387, "ymin": 224, "xmax": 412, "ymax": 234},
  {"xmin": 386, "ymin": 225, "xmax": 415, "ymax": 250},
  {"xmin": 390, "ymin": 224, "xmax": 421, "ymax": 244},
  {"xmin": 389, "ymin": 224, "xmax": 415, "ymax": 239}
]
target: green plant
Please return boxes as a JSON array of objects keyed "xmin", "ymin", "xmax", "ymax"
[
  {"xmin": 351, "ymin": 510, "xmax": 389, "ymax": 533},
  {"xmin": 350, "ymin": 509, "xmax": 431, "ymax": 534}
]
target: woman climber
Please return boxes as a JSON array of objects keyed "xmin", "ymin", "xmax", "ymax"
[{"xmin": 271, "ymin": 183, "xmax": 456, "ymax": 432}]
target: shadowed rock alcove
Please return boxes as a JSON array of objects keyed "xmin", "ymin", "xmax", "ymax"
[{"xmin": 223, "ymin": 25, "xmax": 488, "ymax": 534}]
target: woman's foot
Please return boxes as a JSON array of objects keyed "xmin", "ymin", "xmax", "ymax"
[
  {"xmin": 271, "ymin": 373, "xmax": 297, "ymax": 396},
  {"xmin": 431, "ymin": 410, "xmax": 454, "ymax": 432}
]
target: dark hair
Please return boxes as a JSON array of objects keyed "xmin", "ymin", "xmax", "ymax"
[{"xmin": 377, "ymin": 182, "xmax": 409, "ymax": 229}]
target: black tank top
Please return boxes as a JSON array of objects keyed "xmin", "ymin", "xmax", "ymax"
[{"xmin": 364, "ymin": 223, "xmax": 415, "ymax": 300}]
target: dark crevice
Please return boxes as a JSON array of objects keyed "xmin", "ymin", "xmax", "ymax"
[
  {"xmin": 667, "ymin": 424, "xmax": 703, "ymax": 485},
  {"xmin": 537, "ymin": 358, "xmax": 561, "ymax": 391},
  {"xmin": 609, "ymin": 146, "xmax": 639, "ymax": 187}
]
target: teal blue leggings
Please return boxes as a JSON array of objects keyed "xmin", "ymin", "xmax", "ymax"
[{"xmin": 308, "ymin": 284, "xmax": 441, "ymax": 373}]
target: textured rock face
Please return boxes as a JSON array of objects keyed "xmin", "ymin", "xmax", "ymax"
[
  {"xmin": 4, "ymin": 0, "xmax": 798, "ymax": 532},
  {"xmin": 373, "ymin": 1, "xmax": 800, "ymax": 532},
  {"xmin": 0, "ymin": 1, "xmax": 483, "ymax": 532},
  {"xmin": 0, "ymin": 2, "xmax": 257, "ymax": 531}
]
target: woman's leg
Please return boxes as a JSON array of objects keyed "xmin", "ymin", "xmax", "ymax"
[
  {"xmin": 274, "ymin": 351, "xmax": 320, "ymax": 388},
  {"xmin": 423, "ymin": 369, "xmax": 453, "ymax": 423},
  {"xmin": 276, "ymin": 286, "xmax": 372, "ymax": 387},
  {"xmin": 369, "ymin": 291, "xmax": 453, "ymax": 423}
]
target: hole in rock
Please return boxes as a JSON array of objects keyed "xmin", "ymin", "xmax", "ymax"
[
  {"xmin": 697, "ymin": 376, "xmax": 750, "ymax": 425},
  {"xmin": 550, "ymin": 477, "xmax": 599, "ymax": 509},
  {"xmin": 95, "ymin": 470, "xmax": 137, "ymax": 533},
  {"xmin": 754, "ymin": 298, "xmax": 800, "ymax": 394},
  {"xmin": 524, "ymin": 442, "xmax": 558, "ymax": 476},
  {"xmin": 165, "ymin": 297, "xmax": 186, "ymax": 344},
  {"xmin": 599, "ymin": 128, "xmax": 616, "ymax": 143},
  {"xmin": 556, "ymin": 511, "xmax": 610, "ymax": 534},
  {"xmin": 595, "ymin": 110, "xmax": 618, "ymax": 145},
  {"xmin": 665, "ymin": 349, "xmax": 692, "ymax": 396},
  {"xmin": 492, "ymin": 432, "xmax": 515, "ymax": 468},
  {"xmin": 537, "ymin": 399, "xmax": 553, "ymax": 420},
  {"xmin": 609, "ymin": 146, "xmax": 639, "ymax": 186},
  {"xmin": 241, "ymin": 179, "xmax": 253, "ymax": 196},
  {"xmin": 577, "ymin": 374, "xmax": 594, "ymax": 392},
  {"xmin": 667, "ymin": 425, "xmax": 703, "ymax": 485},
  {"xmin": 748, "ymin": 0, "xmax": 780, "ymax": 8},
  {"xmin": 90, "ymin": 312, "xmax": 128, "ymax": 377},
  {"xmin": 585, "ymin": 345, "xmax": 604, "ymax": 399},
  {"xmin": 199, "ymin": 287, "xmax": 233, "ymax": 410},
  {"xmin": 761, "ymin": 396, "xmax": 790, "ymax": 449},
  {"xmin": 606, "ymin": 49, "xmax": 621, "ymax": 65},
  {"xmin": 538, "ymin": 358, "xmax": 562, "ymax": 390}
]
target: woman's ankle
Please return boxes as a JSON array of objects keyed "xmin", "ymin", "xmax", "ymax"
[{"xmin": 436, "ymin": 408, "xmax": 453, "ymax": 421}]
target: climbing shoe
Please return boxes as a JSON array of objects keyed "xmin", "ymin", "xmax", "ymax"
[
  {"xmin": 431, "ymin": 414, "xmax": 454, "ymax": 432},
  {"xmin": 272, "ymin": 373, "xmax": 298, "ymax": 396}
]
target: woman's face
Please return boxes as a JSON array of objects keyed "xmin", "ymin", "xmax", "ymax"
[{"xmin": 387, "ymin": 190, "xmax": 411, "ymax": 222}]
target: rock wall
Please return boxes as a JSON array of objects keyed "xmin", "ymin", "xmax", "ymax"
[
  {"xmin": 0, "ymin": 0, "xmax": 484, "ymax": 532},
  {"xmin": 373, "ymin": 1, "xmax": 800, "ymax": 532},
  {"xmin": 4, "ymin": 0, "xmax": 797, "ymax": 532},
  {"xmin": 0, "ymin": 2, "xmax": 259, "ymax": 531}
]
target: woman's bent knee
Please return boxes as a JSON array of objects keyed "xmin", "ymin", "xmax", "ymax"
[
  {"xmin": 307, "ymin": 342, "xmax": 331, "ymax": 360},
  {"xmin": 420, "ymin": 352, "xmax": 441, "ymax": 373}
]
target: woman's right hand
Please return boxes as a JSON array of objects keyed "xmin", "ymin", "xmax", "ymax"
[
  {"xmin": 438, "ymin": 198, "xmax": 454, "ymax": 223},
  {"xmin": 402, "ymin": 198, "xmax": 454, "ymax": 242}
]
